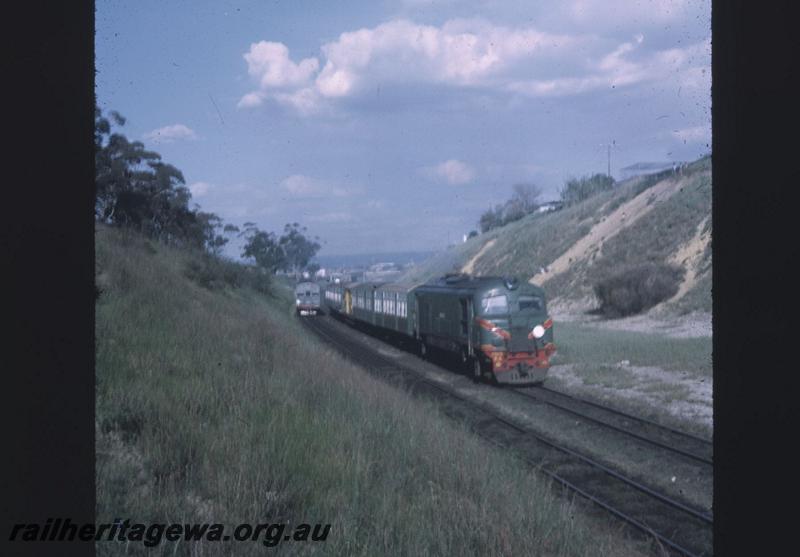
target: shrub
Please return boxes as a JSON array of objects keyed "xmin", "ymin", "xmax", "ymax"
[
  {"xmin": 593, "ymin": 263, "xmax": 684, "ymax": 317},
  {"xmin": 560, "ymin": 174, "xmax": 615, "ymax": 206},
  {"xmin": 184, "ymin": 253, "xmax": 271, "ymax": 293}
]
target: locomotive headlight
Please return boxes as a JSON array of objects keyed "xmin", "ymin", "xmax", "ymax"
[{"xmin": 532, "ymin": 325, "xmax": 546, "ymax": 339}]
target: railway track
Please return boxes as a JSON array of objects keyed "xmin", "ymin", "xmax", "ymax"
[
  {"xmin": 301, "ymin": 315, "xmax": 713, "ymax": 556},
  {"xmin": 508, "ymin": 385, "xmax": 713, "ymax": 466}
]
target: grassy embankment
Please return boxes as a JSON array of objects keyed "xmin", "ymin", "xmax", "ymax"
[
  {"xmin": 95, "ymin": 225, "xmax": 648, "ymax": 556},
  {"xmin": 402, "ymin": 156, "xmax": 711, "ymax": 316}
]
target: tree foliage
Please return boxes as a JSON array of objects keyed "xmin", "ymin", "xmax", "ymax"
[
  {"xmin": 240, "ymin": 224, "xmax": 286, "ymax": 273},
  {"xmin": 560, "ymin": 174, "xmax": 615, "ymax": 206},
  {"xmin": 95, "ymin": 105, "xmax": 323, "ymax": 278},
  {"xmin": 279, "ymin": 223, "xmax": 321, "ymax": 273},
  {"xmin": 94, "ymin": 106, "xmax": 226, "ymax": 251},
  {"xmin": 239, "ymin": 222, "xmax": 321, "ymax": 275},
  {"xmin": 478, "ymin": 182, "xmax": 543, "ymax": 233}
]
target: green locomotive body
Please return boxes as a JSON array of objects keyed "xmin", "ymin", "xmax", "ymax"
[{"xmin": 322, "ymin": 273, "xmax": 555, "ymax": 385}]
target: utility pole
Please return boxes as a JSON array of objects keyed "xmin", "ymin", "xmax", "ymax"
[{"xmin": 606, "ymin": 139, "xmax": 617, "ymax": 179}]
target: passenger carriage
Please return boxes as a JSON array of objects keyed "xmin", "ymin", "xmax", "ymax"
[{"xmin": 294, "ymin": 281, "xmax": 321, "ymax": 315}]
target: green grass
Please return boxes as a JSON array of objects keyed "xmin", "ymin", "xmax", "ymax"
[
  {"xmin": 545, "ymin": 320, "xmax": 712, "ymax": 438},
  {"xmin": 638, "ymin": 382, "xmax": 695, "ymax": 404},
  {"xmin": 577, "ymin": 365, "xmax": 639, "ymax": 390},
  {"xmin": 95, "ymin": 225, "xmax": 647, "ymax": 556},
  {"xmin": 553, "ymin": 322, "xmax": 712, "ymax": 378}
]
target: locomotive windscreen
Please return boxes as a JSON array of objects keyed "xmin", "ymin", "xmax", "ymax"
[
  {"xmin": 481, "ymin": 294, "xmax": 508, "ymax": 315},
  {"xmin": 518, "ymin": 295, "xmax": 543, "ymax": 312}
]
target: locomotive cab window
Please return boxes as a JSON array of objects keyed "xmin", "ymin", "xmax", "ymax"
[
  {"xmin": 518, "ymin": 295, "xmax": 543, "ymax": 312},
  {"xmin": 480, "ymin": 294, "xmax": 508, "ymax": 315}
]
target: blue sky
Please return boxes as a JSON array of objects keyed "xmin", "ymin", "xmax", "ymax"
[{"xmin": 96, "ymin": 0, "xmax": 710, "ymax": 256}]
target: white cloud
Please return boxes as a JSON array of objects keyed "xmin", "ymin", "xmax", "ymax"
[
  {"xmin": 188, "ymin": 181, "xmax": 212, "ymax": 197},
  {"xmin": 238, "ymin": 18, "xmax": 709, "ymax": 114},
  {"xmin": 315, "ymin": 19, "xmax": 576, "ymax": 94},
  {"xmin": 273, "ymin": 87, "xmax": 323, "ymax": 115},
  {"xmin": 237, "ymin": 92, "xmax": 265, "ymax": 109},
  {"xmin": 281, "ymin": 174, "xmax": 324, "ymax": 197},
  {"xmin": 672, "ymin": 125, "xmax": 711, "ymax": 143},
  {"xmin": 143, "ymin": 124, "xmax": 197, "ymax": 143},
  {"xmin": 238, "ymin": 41, "xmax": 320, "ymax": 110},
  {"xmin": 244, "ymin": 41, "xmax": 319, "ymax": 88},
  {"xmin": 568, "ymin": 0, "xmax": 694, "ymax": 27},
  {"xmin": 507, "ymin": 37, "xmax": 710, "ymax": 97},
  {"xmin": 239, "ymin": 19, "xmax": 577, "ymax": 113},
  {"xmin": 427, "ymin": 159, "xmax": 475, "ymax": 185},
  {"xmin": 280, "ymin": 174, "xmax": 359, "ymax": 198},
  {"xmin": 308, "ymin": 211, "xmax": 352, "ymax": 223}
]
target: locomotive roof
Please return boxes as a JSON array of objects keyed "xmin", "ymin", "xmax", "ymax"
[
  {"xmin": 333, "ymin": 275, "xmax": 541, "ymax": 296},
  {"xmin": 416, "ymin": 274, "xmax": 542, "ymax": 294}
]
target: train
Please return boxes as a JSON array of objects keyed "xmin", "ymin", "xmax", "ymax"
[
  {"xmin": 294, "ymin": 281, "xmax": 322, "ymax": 315},
  {"xmin": 322, "ymin": 273, "xmax": 555, "ymax": 385}
]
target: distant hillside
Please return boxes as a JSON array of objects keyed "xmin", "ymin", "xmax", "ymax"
[
  {"xmin": 400, "ymin": 155, "xmax": 711, "ymax": 317},
  {"xmin": 314, "ymin": 250, "xmax": 436, "ymax": 270}
]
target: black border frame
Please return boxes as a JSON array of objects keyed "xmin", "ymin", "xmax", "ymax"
[{"xmin": 3, "ymin": 1, "xmax": 798, "ymax": 555}]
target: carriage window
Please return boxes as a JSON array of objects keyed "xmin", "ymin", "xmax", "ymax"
[{"xmin": 480, "ymin": 294, "xmax": 508, "ymax": 315}]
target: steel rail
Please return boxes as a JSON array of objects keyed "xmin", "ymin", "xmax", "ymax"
[
  {"xmin": 507, "ymin": 386, "xmax": 713, "ymax": 465},
  {"xmin": 300, "ymin": 315, "xmax": 713, "ymax": 555},
  {"xmin": 535, "ymin": 385, "xmax": 712, "ymax": 445}
]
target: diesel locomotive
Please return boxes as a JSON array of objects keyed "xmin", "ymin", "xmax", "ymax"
[{"xmin": 322, "ymin": 273, "xmax": 555, "ymax": 385}]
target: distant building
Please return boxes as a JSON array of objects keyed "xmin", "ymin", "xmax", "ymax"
[
  {"xmin": 536, "ymin": 200, "xmax": 564, "ymax": 214},
  {"xmin": 349, "ymin": 271, "xmax": 366, "ymax": 282},
  {"xmin": 619, "ymin": 162, "xmax": 683, "ymax": 180},
  {"xmin": 368, "ymin": 262, "xmax": 397, "ymax": 273}
]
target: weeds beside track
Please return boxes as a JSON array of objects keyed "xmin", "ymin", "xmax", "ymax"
[{"xmin": 304, "ymin": 313, "xmax": 712, "ymax": 556}]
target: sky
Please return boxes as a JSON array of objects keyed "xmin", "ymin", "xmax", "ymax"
[{"xmin": 95, "ymin": 0, "xmax": 711, "ymax": 257}]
